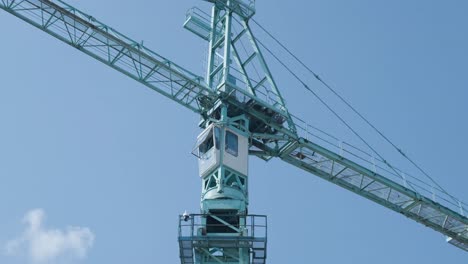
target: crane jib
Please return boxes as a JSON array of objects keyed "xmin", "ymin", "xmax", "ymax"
[
  {"xmin": 0, "ymin": 0, "xmax": 292, "ymax": 129},
  {"xmin": 280, "ymin": 138, "xmax": 468, "ymax": 248},
  {"xmin": 1, "ymin": 0, "xmax": 214, "ymax": 112},
  {"xmin": 1, "ymin": 0, "xmax": 467, "ymax": 254}
]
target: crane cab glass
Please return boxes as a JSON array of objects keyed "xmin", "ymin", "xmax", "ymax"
[
  {"xmin": 225, "ymin": 131, "xmax": 238, "ymax": 156},
  {"xmin": 195, "ymin": 124, "xmax": 248, "ymax": 178}
]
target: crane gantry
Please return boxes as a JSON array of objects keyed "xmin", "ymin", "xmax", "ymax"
[{"xmin": 0, "ymin": 0, "xmax": 467, "ymax": 263}]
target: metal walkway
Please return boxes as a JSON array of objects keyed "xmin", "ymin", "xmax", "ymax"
[{"xmin": 178, "ymin": 214, "xmax": 267, "ymax": 263}]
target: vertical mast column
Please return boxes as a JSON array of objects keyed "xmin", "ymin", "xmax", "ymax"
[{"xmin": 179, "ymin": 1, "xmax": 267, "ymax": 263}]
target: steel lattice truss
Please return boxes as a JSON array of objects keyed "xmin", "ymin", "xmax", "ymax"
[
  {"xmin": 1, "ymin": 0, "xmax": 214, "ymax": 112},
  {"xmin": 1, "ymin": 0, "xmax": 467, "ymax": 252},
  {"xmin": 281, "ymin": 139, "xmax": 468, "ymax": 250}
]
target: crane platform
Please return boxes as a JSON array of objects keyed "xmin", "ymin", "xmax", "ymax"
[{"xmin": 178, "ymin": 214, "xmax": 267, "ymax": 264}]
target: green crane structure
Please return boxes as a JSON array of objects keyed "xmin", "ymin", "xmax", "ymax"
[{"xmin": 0, "ymin": 0, "xmax": 467, "ymax": 263}]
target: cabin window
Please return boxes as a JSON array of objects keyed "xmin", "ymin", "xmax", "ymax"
[
  {"xmin": 214, "ymin": 126, "xmax": 220, "ymax": 149},
  {"xmin": 199, "ymin": 132, "xmax": 213, "ymax": 156},
  {"xmin": 198, "ymin": 128, "xmax": 214, "ymax": 157},
  {"xmin": 225, "ymin": 131, "xmax": 238, "ymax": 156}
]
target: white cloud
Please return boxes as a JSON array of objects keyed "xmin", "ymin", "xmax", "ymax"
[{"xmin": 4, "ymin": 209, "xmax": 95, "ymax": 263}]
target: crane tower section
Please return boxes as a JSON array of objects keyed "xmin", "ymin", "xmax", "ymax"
[
  {"xmin": 179, "ymin": 1, "xmax": 273, "ymax": 263},
  {"xmin": 179, "ymin": 109, "xmax": 267, "ymax": 264}
]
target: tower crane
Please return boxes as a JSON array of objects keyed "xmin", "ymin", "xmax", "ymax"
[{"xmin": 0, "ymin": 0, "xmax": 467, "ymax": 263}]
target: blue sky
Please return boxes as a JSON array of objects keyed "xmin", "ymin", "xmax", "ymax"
[{"xmin": 0, "ymin": 0, "xmax": 467, "ymax": 263}]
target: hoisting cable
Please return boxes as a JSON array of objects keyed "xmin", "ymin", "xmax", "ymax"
[
  {"xmin": 217, "ymin": 0, "xmax": 465, "ymax": 208},
  {"xmin": 254, "ymin": 38, "xmax": 413, "ymax": 192},
  {"xmin": 251, "ymin": 18, "xmax": 459, "ymax": 203}
]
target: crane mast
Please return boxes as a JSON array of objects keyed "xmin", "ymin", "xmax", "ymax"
[
  {"xmin": 0, "ymin": 0, "xmax": 467, "ymax": 262},
  {"xmin": 180, "ymin": 2, "xmax": 277, "ymax": 262}
]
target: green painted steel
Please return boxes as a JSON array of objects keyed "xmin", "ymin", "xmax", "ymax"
[
  {"xmin": 1, "ymin": 0, "xmax": 467, "ymax": 256},
  {"xmin": 0, "ymin": 0, "xmax": 212, "ymax": 113},
  {"xmin": 193, "ymin": 107, "xmax": 254, "ymax": 263},
  {"xmin": 178, "ymin": 214, "xmax": 267, "ymax": 264},
  {"xmin": 280, "ymin": 138, "xmax": 468, "ymax": 249},
  {"xmin": 189, "ymin": 2, "xmax": 296, "ymax": 133}
]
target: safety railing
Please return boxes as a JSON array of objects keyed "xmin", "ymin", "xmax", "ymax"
[
  {"xmin": 291, "ymin": 114, "xmax": 467, "ymax": 217},
  {"xmin": 178, "ymin": 214, "xmax": 267, "ymax": 263},
  {"xmin": 179, "ymin": 213, "xmax": 267, "ymax": 239}
]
